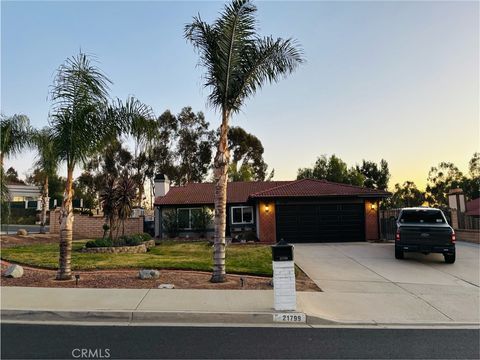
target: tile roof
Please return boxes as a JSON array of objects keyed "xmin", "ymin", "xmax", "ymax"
[
  {"xmin": 154, "ymin": 179, "xmax": 389, "ymax": 206},
  {"xmin": 466, "ymin": 198, "xmax": 479, "ymax": 216},
  {"xmin": 250, "ymin": 178, "xmax": 390, "ymax": 198},
  {"xmin": 155, "ymin": 181, "xmax": 291, "ymax": 205}
]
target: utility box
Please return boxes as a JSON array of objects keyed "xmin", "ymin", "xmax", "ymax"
[{"xmin": 271, "ymin": 239, "xmax": 296, "ymax": 311}]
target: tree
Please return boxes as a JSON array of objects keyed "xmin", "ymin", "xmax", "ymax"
[
  {"xmin": 175, "ymin": 107, "xmax": 215, "ymax": 185},
  {"xmin": 185, "ymin": 0, "xmax": 303, "ymax": 282},
  {"xmin": 26, "ymin": 170, "xmax": 65, "ymax": 207},
  {"xmin": 426, "ymin": 162, "xmax": 464, "ymax": 208},
  {"xmin": 387, "ymin": 181, "xmax": 425, "ymax": 208},
  {"xmin": 49, "ymin": 52, "xmax": 120, "ymax": 280},
  {"xmin": 356, "ymin": 159, "xmax": 390, "ymax": 190},
  {"xmin": 100, "ymin": 177, "xmax": 117, "ymax": 240},
  {"xmin": 4, "ymin": 167, "xmax": 25, "ymax": 185},
  {"xmin": 462, "ymin": 152, "xmax": 480, "ymax": 200},
  {"xmin": 297, "ymin": 154, "xmax": 364, "ymax": 185},
  {"xmin": 0, "ymin": 114, "xmax": 32, "ymax": 167},
  {"xmin": 115, "ymin": 174, "xmax": 137, "ymax": 236},
  {"xmin": 227, "ymin": 126, "xmax": 272, "ymax": 181},
  {"xmin": 31, "ymin": 127, "xmax": 58, "ymax": 233}
]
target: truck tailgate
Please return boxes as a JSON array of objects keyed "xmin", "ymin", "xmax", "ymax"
[{"xmin": 399, "ymin": 226, "xmax": 452, "ymax": 246}]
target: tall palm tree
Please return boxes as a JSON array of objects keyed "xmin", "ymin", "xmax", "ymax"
[
  {"xmin": 115, "ymin": 174, "xmax": 137, "ymax": 236},
  {"xmin": 0, "ymin": 114, "xmax": 32, "ymax": 167},
  {"xmin": 32, "ymin": 127, "xmax": 58, "ymax": 234},
  {"xmin": 185, "ymin": 0, "xmax": 304, "ymax": 282},
  {"xmin": 49, "ymin": 52, "xmax": 116, "ymax": 280}
]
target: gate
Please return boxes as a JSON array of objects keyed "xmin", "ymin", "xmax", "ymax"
[{"xmin": 379, "ymin": 209, "xmax": 400, "ymax": 240}]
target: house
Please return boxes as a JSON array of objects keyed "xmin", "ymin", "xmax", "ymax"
[{"xmin": 153, "ymin": 174, "xmax": 390, "ymax": 243}]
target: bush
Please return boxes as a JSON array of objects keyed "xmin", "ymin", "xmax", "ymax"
[
  {"xmin": 233, "ymin": 231, "xmax": 259, "ymax": 243},
  {"xmin": 162, "ymin": 210, "xmax": 178, "ymax": 237},
  {"xmin": 85, "ymin": 233, "xmax": 152, "ymax": 248}
]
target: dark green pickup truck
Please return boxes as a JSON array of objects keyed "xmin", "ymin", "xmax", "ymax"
[{"xmin": 395, "ymin": 207, "xmax": 456, "ymax": 263}]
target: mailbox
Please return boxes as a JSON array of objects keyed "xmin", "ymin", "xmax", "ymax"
[{"xmin": 272, "ymin": 239, "xmax": 294, "ymax": 262}]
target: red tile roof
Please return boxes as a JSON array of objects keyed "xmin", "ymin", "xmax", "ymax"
[
  {"xmin": 250, "ymin": 178, "xmax": 390, "ymax": 198},
  {"xmin": 154, "ymin": 179, "xmax": 389, "ymax": 206},
  {"xmin": 466, "ymin": 198, "xmax": 479, "ymax": 216},
  {"xmin": 155, "ymin": 181, "xmax": 291, "ymax": 205}
]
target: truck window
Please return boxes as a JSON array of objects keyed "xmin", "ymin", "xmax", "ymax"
[{"xmin": 399, "ymin": 210, "xmax": 445, "ymax": 224}]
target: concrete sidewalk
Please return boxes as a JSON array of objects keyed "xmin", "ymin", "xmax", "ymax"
[{"xmin": 1, "ymin": 286, "xmax": 479, "ymax": 326}]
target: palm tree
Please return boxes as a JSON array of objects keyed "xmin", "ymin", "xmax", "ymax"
[
  {"xmin": 32, "ymin": 127, "xmax": 58, "ymax": 234},
  {"xmin": 49, "ymin": 52, "xmax": 116, "ymax": 280},
  {"xmin": 115, "ymin": 174, "xmax": 137, "ymax": 236},
  {"xmin": 0, "ymin": 114, "xmax": 32, "ymax": 167},
  {"xmin": 185, "ymin": 0, "xmax": 304, "ymax": 282}
]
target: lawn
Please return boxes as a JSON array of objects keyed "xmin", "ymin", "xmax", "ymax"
[{"xmin": 0, "ymin": 240, "xmax": 273, "ymax": 276}]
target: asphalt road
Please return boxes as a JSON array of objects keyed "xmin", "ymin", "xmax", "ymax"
[
  {"xmin": 1, "ymin": 323, "xmax": 479, "ymax": 359},
  {"xmin": 0, "ymin": 224, "xmax": 48, "ymax": 234}
]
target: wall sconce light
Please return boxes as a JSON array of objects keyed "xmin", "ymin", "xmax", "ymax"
[
  {"xmin": 371, "ymin": 203, "xmax": 377, "ymax": 211},
  {"xmin": 265, "ymin": 204, "xmax": 270, "ymax": 213}
]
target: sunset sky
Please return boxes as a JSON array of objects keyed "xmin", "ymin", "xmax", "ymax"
[{"xmin": 2, "ymin": 1, "xmax": 478, "ymax": 190}]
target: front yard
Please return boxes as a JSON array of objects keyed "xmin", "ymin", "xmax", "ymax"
[{"xmin": 1, "ymin": 240, "xmax": 273, "ymax": 276}]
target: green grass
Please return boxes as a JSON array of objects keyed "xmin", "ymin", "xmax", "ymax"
[{"xmin": 0, "ymin": 240, "xmax": 273, "ymax": 276}]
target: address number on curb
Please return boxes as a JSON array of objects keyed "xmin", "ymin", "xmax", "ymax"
[{"xmin": 273, "ymin": 313, "xmax": 306, "ymax": 323}]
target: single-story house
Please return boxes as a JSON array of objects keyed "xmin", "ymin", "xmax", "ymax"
[{"xmin": 153, "ymin": 175, "xmax": 390, "ymax": 243}]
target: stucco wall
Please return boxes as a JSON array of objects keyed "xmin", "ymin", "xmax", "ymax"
[{"xmin": 49, "ymin": 210, "xmax": 143, "ymax": 238}]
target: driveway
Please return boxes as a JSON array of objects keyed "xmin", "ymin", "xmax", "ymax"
[{"xmin": 295, "ymin": 242, "xmax": 480, "ymax": 324}]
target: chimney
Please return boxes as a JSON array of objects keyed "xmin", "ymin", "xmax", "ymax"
[{"xmin": 154, "ymin": 174, "xmax": 170, "ymax": 197}]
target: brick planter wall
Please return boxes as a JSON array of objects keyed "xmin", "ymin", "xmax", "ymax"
[
  {"xmin": 49, "ymin": 210, "xmax": 143, "ymax": 238},
  {"xmin": 80, "ymin": 243, "xmax": 148, "ymax": 254}
]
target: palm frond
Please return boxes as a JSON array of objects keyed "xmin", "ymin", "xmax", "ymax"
[{"xmin": 0, "ymin": 114, "xmax": 33, "ymax": 160}]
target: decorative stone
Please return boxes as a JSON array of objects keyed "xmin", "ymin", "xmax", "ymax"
[
  {"xmin": 139, "ymin": 269, "xmax": 160, "ymax": 280},
  {"xmin": 4, "ymin": 264, "xmax": 24, "ymax": 278},
  {"xmin": 81, "ymin": 243, "xmax": 147, "ymax": 254},
  {"xmin": 16, "ymin": 229, "xmax": 28, "ymax": 236},
  {"xmin": 158, "ymin": 284, "xmax": 175, "ymax": 289}
]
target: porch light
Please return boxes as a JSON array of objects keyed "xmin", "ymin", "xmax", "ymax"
[
  {"xmin": 371, "ymin": 203, "xmax": 377, "ymax": 211},
  {"xmin": 265, "ymin": 204, "xmax": 270, "ymax": 213}
]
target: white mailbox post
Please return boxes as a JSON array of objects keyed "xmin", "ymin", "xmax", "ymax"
[{"xmin": 272, "ymin": 239, "xmax": 296, "ymax": 311}]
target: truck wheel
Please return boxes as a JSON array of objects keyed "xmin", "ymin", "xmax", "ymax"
[
  {"xmin": 395, "ymin": 249, "xmax": 404, "ymax": 259},
  {"xmin": 444, "ymin": 253, "xmax": 455, "ymax": 264}
]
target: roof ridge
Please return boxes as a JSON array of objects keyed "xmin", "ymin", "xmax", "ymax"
[
  {"xmin": 305, "ymin": 178, "xmax": 389, "ymax": 193},
  {"xmin": 249, "ymin": 179, "xmax": 302, "ymax": 197}
]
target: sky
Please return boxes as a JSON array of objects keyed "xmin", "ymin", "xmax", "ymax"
[{"xmin": 2, "ymin": 0, "xmax": 478, "ymax": 190}]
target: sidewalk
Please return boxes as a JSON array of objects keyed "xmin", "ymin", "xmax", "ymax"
[{"xmin": 1, "ymin": 286, "xmax": 479, "ymax": 326}]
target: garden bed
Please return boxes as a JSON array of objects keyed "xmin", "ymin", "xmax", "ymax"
[
  {"xmin": 0, "ymin": 261, "xmax": 320, "ymax": 291},
  {"xmin": 79, "ymin": 240, "xmax": 156, "ymax": 253}
]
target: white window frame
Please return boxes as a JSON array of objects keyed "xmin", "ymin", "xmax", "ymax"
[
  {"xmin": 177, "ymin": 207, "xmax": 203, "ymax": 230},
  {"xmin": 231, "ymin": 206, "xmax": 254, "ymax": 225}
]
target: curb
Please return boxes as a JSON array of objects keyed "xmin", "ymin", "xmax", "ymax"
[{"xmin": 1, "ymin": 309, "xmax": 335, "ymax": 326}]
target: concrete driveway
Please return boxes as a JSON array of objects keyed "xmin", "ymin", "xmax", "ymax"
[{"xmin": 295, "ymin": 242, "xmax": 480, "ymax": 324}]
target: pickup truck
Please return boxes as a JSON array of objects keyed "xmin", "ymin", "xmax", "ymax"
[{"xmin": 395, "ymin": 207, "xmax": 456, "ymax": 263}]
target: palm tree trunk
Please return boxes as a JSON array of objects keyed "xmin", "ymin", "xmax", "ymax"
[
  {"xmin": 40, "ymin": 176, "xmax": 48, "ymax": 234},
  {"xmin": 57, "ymin": 167, "xmax": 74, "ymax": 280},
  {"xmin": 211, "ymin": 110, "xmax": 230, "ymax": 283}
]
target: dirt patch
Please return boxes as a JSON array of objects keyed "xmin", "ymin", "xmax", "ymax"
[
  {"xmin": 0, "ymin": 233, "xmax": 64, "ymax": 248},
  {"xmin": 1, "ymin": 261, "xmax": 320, "ymax": 291}
]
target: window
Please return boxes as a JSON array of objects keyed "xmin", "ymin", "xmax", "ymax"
[
  {"xmin": 399, "ymin": 209, "xmax": 446, "ymax": 224},
  {"xmin": 231, "ymin": 206, "xmax": 254, "ymax": 224},
  {"xmin": 177, "ymin": 208, "xmax": 203, "ymax": 229}
]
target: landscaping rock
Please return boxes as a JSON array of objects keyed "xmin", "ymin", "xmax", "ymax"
[
  {"xmin": 139, "ymin": 269, "xmax": 160, "ymax": 280},
  {"xmin": 16, "ymin": 229, "xmax": 28, "ymax": 236},
  {"xmin": 4, "ymin": 264, "xmax": 24, "ymax": 278},
  {"xmin": 158, "ymin": 283, "xmax": 175, "ymax": 289}
]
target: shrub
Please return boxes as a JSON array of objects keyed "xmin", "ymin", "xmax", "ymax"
[
  {"xmin": 85, "ymin": 233, "xmax": 151, "ymax": 248},
  {"xmin": 191, "ymin": 208, "xmax": 213, "ymax": 237},
  {"xmin": 233, "ymin": 231, "xmax": 259, "ymax": 243},
  {"xmin": 162, "ymin": 209, "xmax": 178, "ymax": 237}
]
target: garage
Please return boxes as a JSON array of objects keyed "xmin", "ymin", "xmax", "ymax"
[{"xmin": 276, "ymin": 203, "xmax": 365, "ymax": 243}]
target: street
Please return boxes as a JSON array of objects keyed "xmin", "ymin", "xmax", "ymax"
[
  {"xmin": 0, "ymin": 224, "xmax": 48, "ymax": 235},
  {"xmin": 1, "ymin": 323, "xmax": 479, "ymax": 359}
]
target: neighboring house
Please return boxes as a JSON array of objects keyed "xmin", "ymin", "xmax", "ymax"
[
  {"xmin": 465, "ymin": 198, "xmax": 479, "ymax": 217},
  {"xmin": 153, "ymin": 175, "xmax": 390, "ymax": 243},
  {"xmin": 6, "ymin": 184, "xmax": 41, "ymax": 202}
]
